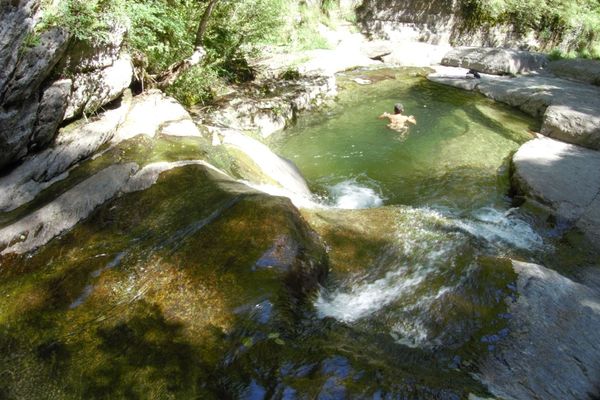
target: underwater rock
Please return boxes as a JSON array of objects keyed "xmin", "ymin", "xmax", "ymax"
[
  {"xmin": 512, "ymin": 137, "xmax": 600, "ymax": 249},
  {"xmin": 479, "ymin": 260, "xmax": 600, "ymax": 400},
  {"xmin": 428, "ymin": 67, "xmax": 600, "ymax": 150}
]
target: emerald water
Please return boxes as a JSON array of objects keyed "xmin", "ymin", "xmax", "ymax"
[
  {"xmin": 0, "ymin": 69, "xmax": 563, "ymax": 399},
  {"xmin": 272, "ymin": 69, "xmax": 536, "ymax": 211}
]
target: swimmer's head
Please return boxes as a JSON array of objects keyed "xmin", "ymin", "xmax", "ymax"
[{"xmin": 394, "ymin": 103, "xmax": 404, "ymax": 114}]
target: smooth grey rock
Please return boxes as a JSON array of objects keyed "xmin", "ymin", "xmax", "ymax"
[
  {"xmin": 479, "ymin": 260, "xmax": 600, "ymax": 400},
  {"xmin": 111, "ymin": 89, "xmax": 196, "ymax": 143},
  {"xmin": 548, "ymin": 59, "xmax": 600, "ymax": 86},
  {"xmin": 57, "ymin": 23, "xmax": 126, "ymax": 73},
  {"xmin": 360, "ymin": 40, "xmax": 393, "ymax": 59},
  {"xmin": 381, "ymin": 41, "xmax": 452, "ymax": 66},
  {"xmin": 442, "ymin": 47, "xmax": 548, "ymax": 75},
  {"xmin": 65, "ymin": 54, "xmax": 133, "ymax": 119},
  {"xmin": 541, "ymin": 104, "xmax": 600, "ymax": 150},
  {"xmin": 30, "ymin": 79, "xmax": 72, "ymax": 149},
  {"xmin": 0, "ymin": 94, "xmax": 39, "ymax": 169},
  {"xmin": 512, "ymin": 137, "xmax": 600, "ymax": 247},
  {"xmin": 1, "ymin": 28, "xmax": 70, "ymax": 105},
  {"xmin": 0, "ymin": 0, "xmax": 39, "ymax": 94},
  {"xmin": 428, "ymin": 67, "xmax": 600, "ymax": 149},
  {"xmin": 206, "ymin": 76, "xmax": 336, "ymax": 138},
  {"xmin": 0, "ymin": 163, "xmax": 139, "ymax": 255},
  {"xmin": 0, "ymin": 91, "xmax": 132, "ymax": 212}
]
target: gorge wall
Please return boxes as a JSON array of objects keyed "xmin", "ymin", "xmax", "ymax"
[
  {"xmin": 356, "ymin": 0, "xmax": 568, "ymax": 51},
  {"xmin": 0, "ymin": 0, "xmax": 132, "ymax": 171}
]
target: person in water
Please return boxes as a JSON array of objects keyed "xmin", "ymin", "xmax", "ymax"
[{"xmin": 378, "ymin": 103, "xmax": 416, "ymax": 132}]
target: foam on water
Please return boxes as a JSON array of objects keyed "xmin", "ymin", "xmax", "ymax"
[
  {"xmin": 315, "ymin": 268, "xmax": 426, "ymax": 322},
  {"xmin": 452, "ymin": 207, "xmax": 545, "ymax": 250},
  {"xmin": 314, "ymin": 205, "xmax": 544, "ymax": 347},
  {"xmin": 327, "ymin": 179, "xmax": 384, "ymax": 209}
]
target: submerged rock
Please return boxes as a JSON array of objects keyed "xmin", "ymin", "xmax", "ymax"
[
  {"xmin": 512, "ymin": 137, "xmax": 600, "ymax": 249},
  {"xmin": 428, "ymin": 67, "xmax": 600, "ymax": 150},
  {"xmin": 479, "ymin": 260, "xmax": 600, "ymax": 400},
  {"xmin": 0, "ymin": 163, "xmax": 328, "ymax": 398}
]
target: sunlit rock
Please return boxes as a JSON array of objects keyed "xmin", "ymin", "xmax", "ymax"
[
  {"xmin": 479, "ymin": 260, "xmax": 600, "ymax": 400},
  {"xmin": 512, "ymin": 137, "xmax": 600, "ymax": 249}
]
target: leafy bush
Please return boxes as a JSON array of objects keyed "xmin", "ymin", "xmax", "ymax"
[
  {"xmin": 165, "ymin": 65, "xmax": 223, "ymax": 107},
  {"xmin": 36, "ymin": 0, "xmax": 126, "ymax": 44},
  {"xmin": 458, "ymin": 0, "xmax": 600, "ymax": 57}
]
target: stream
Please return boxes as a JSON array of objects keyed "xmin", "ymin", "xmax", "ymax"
[{"xmin": 0, "ymin": 68, "xmax": 579, "ymax": 399}]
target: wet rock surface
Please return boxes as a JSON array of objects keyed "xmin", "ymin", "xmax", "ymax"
[
  {"xmin": 0, "ymin": 89, "xmax": 201, "ymax": 213},
  {"xmin": 479, "ymin": 260, "xmax": 600, "ymax": 400},
  {"xmin": 0, "ymin": 164, "xmax": 330, "ymax": 398}
]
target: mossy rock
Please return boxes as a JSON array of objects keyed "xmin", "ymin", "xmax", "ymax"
[{"xmin": 0, "ymin": 164, "xmax": 328, "ymax": 398}]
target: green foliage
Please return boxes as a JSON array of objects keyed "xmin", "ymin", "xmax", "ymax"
[
  {"xmin": 202, "ymin": 0, "xmax": 286, "ymax": 77},
  {"xmin": 458, "ymin": 0, "xmax": 600, "ymax": 57},
  {"xmin": 165, "ymin": 65, "xmax": 222, "ymax": 107},
  {"xmin": 37, "ymin": 0, "xmax": 126, "ymax": 44},
  {"xmin": 124, "ymin": 0, "xmax": 200, "ymax": 73}
]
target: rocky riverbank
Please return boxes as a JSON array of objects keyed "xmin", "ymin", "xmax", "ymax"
[{"xmin": 2, "ymin": 1, "xmax": 600, "ymax": 396}]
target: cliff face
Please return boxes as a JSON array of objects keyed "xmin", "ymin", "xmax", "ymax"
[
  {"xmin": 0, "ymin": 0, "xmax": 132, "ymax": 171},
  {"xmin": 355, "ymin": 0, "xmax": 550, "ymax": 50}
]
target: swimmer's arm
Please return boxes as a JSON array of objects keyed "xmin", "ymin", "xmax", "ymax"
[
  {"xmin": 378, "ymin": 112, "xmax": 390, "ymax": 119},
  {"xmin": 407, "ymin": 115, "xmax": 416, "ymax": 125}
]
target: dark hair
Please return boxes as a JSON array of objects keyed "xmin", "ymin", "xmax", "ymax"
[{"xmin": 394, "ymin": 103, "xmax": 404, "ymax": 114}]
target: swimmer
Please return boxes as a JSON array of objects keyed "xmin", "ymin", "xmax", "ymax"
[{"xmin": 378, "ymin": 103, "xmax": 416, "ymax": 132}]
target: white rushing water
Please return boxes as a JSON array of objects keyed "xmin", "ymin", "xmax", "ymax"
[
  {"xmin": 452, "ymin": 207, "xmax": 545, "ymax": 250},
  {"xmin": 314, "ymin": 205, "xmax": 545, "ymax": 347},
  {"xmin": 327, "ymin": 179, "xmax": 384, "ymax": 209}
]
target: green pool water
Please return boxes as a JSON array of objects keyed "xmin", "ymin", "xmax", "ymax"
[
  {"xmin": 272, "ymin": 68, "xmax": 537, "ymax": 211},
  {"xmin": 0, "ymin": 68, "xmax": 562, "ymax": 399}
]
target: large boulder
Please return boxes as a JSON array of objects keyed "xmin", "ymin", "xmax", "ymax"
[
  {"xmin": 1, "ymin": 28, "xmax": 70, "ymax": 105},
  {"xmin": 548, "ymin": 58, "xmax": 600, "ymax": 86},
  {"xmin": 0, "ymin": 0, "xmax": 39, "ymax": 93},
  {"xmin": 30, "ymin": 79, "xmax": 72, "ymax": 150},
  {"xmin": 64, "ymin": 54, "xmax": 133, "ymax": 119},
  {"xmin": 479, "ymin": 260, "xmax": 600, "ymax": 400},
  {"xmin": 0, "ymin": 3, "xmax": 133, "ymax": 171},
  {"xmin": 512, "ymin": 137, "xmax": 600, "ymax": 248},
  {"xmin": 441, "ymin": 47, "xmax": 548, "ymax": 75},
  {"xmin": 0, "ymin": 89, "xmax": 202, "ymax": 212}
]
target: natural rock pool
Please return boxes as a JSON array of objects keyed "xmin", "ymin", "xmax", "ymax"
[{"xmin": 1, "ymin": 68, "xmax": 595, "ymax": 399}]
